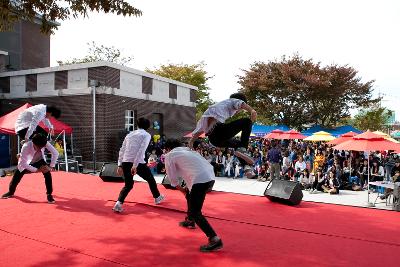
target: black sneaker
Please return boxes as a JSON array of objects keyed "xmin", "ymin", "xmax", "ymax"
[
  {"xmin": 200, "ymin": 237, "xmax": 223, "ymax": 252},
  {"xmin": 179, "ymin": 219, "xmax": 196, "ymax": 229},
  {"xmin": 234, "ymin": 147, "xmax": 255, "ymax": 165},
  {"xmin": 47, "ymin": 194, "xmax": 55, "ymax": 204},
  {"xmin": 1, "ymin": 192, "xmax": 14, "ymax": 199}
]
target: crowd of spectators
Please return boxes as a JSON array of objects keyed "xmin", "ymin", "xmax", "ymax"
[{"xmin": 145, "ymin": 134, "xmax": 400, "ymax": 196}]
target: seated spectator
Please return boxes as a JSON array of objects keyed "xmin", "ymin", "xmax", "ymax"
[
  {"xmin": 147, "ymin": 149, "xmax": 158, "ymax": 175},
  {"xmin": 215, "ymin": 151, "xmax": 225, "ymax": 177},
  {"xmin": 380, "ymin": 170, "xmax": 400, "ymax": 200},
  {"xmin": 298, "ymin": 168, "xmax": 312, "ymax": 190},
  {"xmin": 321, "ymin": 170, "xmax": 340, "ymax": 194},
  {"xmin": 54, "ymin": 139, "xmax": 64, "ymax": 158},
  {"xmin": 310, "ymin": 168, "xmax": 325, "ymax": 193},
  {"xmin": 370, "ymin": 160, "xmax": 384, "ymax": 182},
  {"xmin": 294, "ymin": 155, "xmax": 306, "ymax": 182}
]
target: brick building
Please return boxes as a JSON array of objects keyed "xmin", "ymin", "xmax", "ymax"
[{"xmin": 0, "ymin": 61, "xmax": 197, "ymax": 164}]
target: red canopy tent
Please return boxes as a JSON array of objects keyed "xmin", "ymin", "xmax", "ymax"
[
  {"xmin": 0, "ymin": 103, "xmax": 72, "ymax": 135},
  {"xmin": 279, "ymin": 129, "xmax": 306, "ymax": 140},
  {"xmin": 263, "ymin": 129, "xmax": 284, "ymax": 139},
  {"xmin": 333, "ymin": 130, "xmax": 400, "ymax": 206},
  {"xmin": 327, "ymin": 131, "xmax": 358, "ymax": 146},
  {"xmin": 184, "ymin": 132, "xmax": 206, "ymax": 138},
  {"xmin": 0, "ymin": 103, "xmax": 73, "ymax": 171}
]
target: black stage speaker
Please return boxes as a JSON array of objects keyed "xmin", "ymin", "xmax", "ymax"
[
  {"xmin": 100, "ymin": 163, "xmax": 124, "ymax": 182},
  {"xmin": 264, "ymin": 179, "xmax": 303, "ymax": 205},
  {"xmin": 57, "ymin": 160, "xmax": 79, "ymax": 173},
  {"xmin": 162, "ymin": 175, "xmax": 215, "ymax": 193}
]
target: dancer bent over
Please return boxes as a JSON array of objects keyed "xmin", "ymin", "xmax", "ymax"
[
  {"xmin": 113, "ymin": 118, "xmax": 165, "ymax": 213},
  {"xmin": 189, "ymin": 93, "xmax": 257, "ymax": 165},
  {"xmin": 15, "ymin": 104, "xmax": 61, "ymax": 141},
  {"xmin": 164, "ymin": 139, "xmax": 223, "ymax": 252},
  {"xmin": 2, "ymin": 133, "xmax": 59, "ymax": 203}
]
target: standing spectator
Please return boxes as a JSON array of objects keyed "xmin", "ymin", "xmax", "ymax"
[
  {"xmin": 304, "ymin": 146, "xmax": 314, "ymax": 171},
  {"xmin": 267, "ymin": 141, "xmax": 281, "ymax": 180}
]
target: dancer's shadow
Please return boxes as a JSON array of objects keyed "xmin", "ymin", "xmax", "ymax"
[{"xmin": 13, "ymin": 195, "xmax": 44, "ymax": 204}]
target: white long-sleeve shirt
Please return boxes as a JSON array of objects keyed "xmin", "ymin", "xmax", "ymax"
[
  {"xmin": 165, "ymin": 147, "xmax": 215, "ymax": 191},
  {"xmin": 15, "ymin": 104, "xmax": 53, "ymax": 139},
  {"xmin": 18, "ymin": 141, "xmax": 59, "ymax": 172},
  {"xmin": 117, "ymin": 129, "xmax": 151, "ymax": 167},
  {"xmin": 192, "ymin": 98, "xmax": 244, "ymax": 135}
]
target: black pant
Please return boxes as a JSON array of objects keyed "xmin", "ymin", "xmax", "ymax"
[
  {"xmin": 117, "ymin": 162, "xmax": 161, "ymax": 203},
  {"xmin": 17, "ymin": 126, "xmax": 48, "ymax": 140},
  {"xmin": 8, "ymin": 159, "xmax": 53, "ymax": 195},
  {"xmin": 208, "ymin": 118, "xmax": 252, "ymax": 149},
  {"xmin": 185, "ymin": 181, "xmax": 217, "ymax": 238}
]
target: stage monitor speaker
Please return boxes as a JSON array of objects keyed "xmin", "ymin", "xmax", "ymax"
[
  {"xmin": 57, "ymin": 160, "xmax": 79, "ymax": 173},
  {"xmin": 100, "ymin": 163, "xmax": 124, "ymax": 182},
  {"xmin": 264, "ymin": 179, "xmax": 303, "ymax": 205},
  {"xmin": 162, "ymin": 175, "xmax": 214, "ymax": 193}
]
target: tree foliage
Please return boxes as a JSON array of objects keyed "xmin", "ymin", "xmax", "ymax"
[
  {"xmin": 146, "ymin": 62, "xmax": 214, "ymax": 120},
  {"xmin": 0, "ymin": 0, "xmax": 142, "ymax": 34},
  {"xmin": 57, "ymin": 41, "xmax": 134, "ymax": 66},
  {"xmin": 351, "ymin": 106, "xmax": 393, "ymax": 131},
  {"xmin": 238, "ymin": 54, "xmax": 378, "ymax": 130}
]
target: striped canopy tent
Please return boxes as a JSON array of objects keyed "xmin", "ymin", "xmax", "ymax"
[{"xmin": 304, "ymin": 131, "xmax": 336, "ymax": 142}]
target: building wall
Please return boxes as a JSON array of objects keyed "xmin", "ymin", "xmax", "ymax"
[
  {"xmin": 0, "ymin": 21, "xmax": 50, "ymax": 71},
  {"xmin": 0, "ymin": 95, "xmax": 195, "ymax": 162}
]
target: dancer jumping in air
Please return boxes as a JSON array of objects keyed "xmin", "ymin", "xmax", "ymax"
[
  {"xmin": 164, "ymin": 138, "xmax": 223, "ymax": 252},
  {"xmin": 113, "ymin": 118, "xmax": 165, "ymax": 213},
  {"xmin": 189, "ymin": 93, "xmax": 257, "ymax": 165}
]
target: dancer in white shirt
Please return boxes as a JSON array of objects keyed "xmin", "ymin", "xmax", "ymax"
[
  {"xmin": 113, "ymin": 118, "xmax": 165, "ymax": 213},
  {"xmin": 189, "ymin": 93, "xmax": 257, "ymax": 165},
  {"xmin": 164, "ymin": 139, "xmax": 223, "ymax": 252},
  {"xmin": 1, "ymin": 133, "xmax": 59, "ymax": 203},
  {"xmin": 15, "ymin": 104, "xmax": 61, "ymax": 141}
]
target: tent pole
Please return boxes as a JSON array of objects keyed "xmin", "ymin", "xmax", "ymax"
[
  {"xmin": 70, "ymin": 133, "xmax": 74, "ymax": 155},
  {"xmin": 63, "ymin": 131, "xmax": 68, "ymax": 172},
  {"xmin": 17, "ymin": 135, "xmax": 20, "ymax": 154}
]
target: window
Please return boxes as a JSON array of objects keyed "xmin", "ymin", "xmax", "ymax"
[
  {"xmin": 142, "ymin": 76, "xmax": 153, "ymax": 94},
  {"xmin": 169, "ymin": 83, "xmax": 177, "ymax": 99},
  {"xmin": 125, "ymin": 110, "xmax": 135, "ymax": 132},
  {"xmin": 0, "ymin": 77, "xmax": 10, "ymax": 93},
  {"xmin": 190, "ymin": 89, "xmax": 197, "ymax": 102},
  {"xmin": 26, "ymin": 74, "xmax": 37, "ymax": 92}
]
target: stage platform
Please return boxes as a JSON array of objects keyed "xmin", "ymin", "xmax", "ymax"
[{"xmin": 0, "ymin": 172, "xmax": 399, "ymax": 267}]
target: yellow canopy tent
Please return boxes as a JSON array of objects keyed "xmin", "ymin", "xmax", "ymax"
[{"xmin": 304, "ymin": 131, "xmax": 336, "ymax": 142}]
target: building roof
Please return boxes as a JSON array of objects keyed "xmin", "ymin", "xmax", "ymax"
[{"xmin": 0, "ymin": 61, "xmax": 198, "ymax": 90}]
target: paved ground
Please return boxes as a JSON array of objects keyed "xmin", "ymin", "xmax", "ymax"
[{"xmin": 1, "ymin": 166, "xmax": 395, "ymax": 211}]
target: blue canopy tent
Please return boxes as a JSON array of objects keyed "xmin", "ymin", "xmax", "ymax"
[
  {"xmin": 302, "ymin": 125, "xmax": 362, "ymax": 137},
  {"xmin": 251, "ymin": 124, "xmax": 290, "ymax": 137}
]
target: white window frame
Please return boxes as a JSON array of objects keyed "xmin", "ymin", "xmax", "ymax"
[{"xmin": 125, "ymin": 110, "xmax": 135, "ymax": 132}]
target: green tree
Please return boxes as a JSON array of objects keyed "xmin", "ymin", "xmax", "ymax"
[
  {"xmin": 146, "ymin": 62, "xmax": 214, "ymax": 120},
  {"xmin": 57, "ymin": 41, "xmax": 134, "ymax": 66},
  {"xmin": 238, "ymin": 54, "xmax": 378, "ymax": 130},
  {"xmin": 352, "ymin": 106, "xmax": 393, "ymax": 131},
  {"xmin": 0, "ymin": 0, "xmax": 142, "ymax": 34}
]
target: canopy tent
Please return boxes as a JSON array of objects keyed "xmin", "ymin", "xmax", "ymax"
[
  {"xmin": 302, "ymin": 125, "xmax": 362, "ymax": 137},
  {"xmin": 333, "ymin": 131, "xmax": 400, "ymax": 206},
  {"xmin": 304, "ymin": 131, "xmax": 336, "ymax": 142},
  {"xmin": 279, "ymin": 130, "xmax": 307, "ymax": 140},
  {"xmin": 263, "ymin": 129, "xmax": 285, "ymax": 139},
  {"xmin": 0, "ymin": 103, "xmax": 73, "ymax": 171},
  {"xmin": 373, "ymin": 131, "xmax": 400, "ymax": 144},
  {"xmin": 184, "ymin": 132, "xmax": 206, "ymax": 138},
  {"xmin": 252, "ymin": 124, "xmax": 290, "ymax": 137},
  {"xmin": 327, "ymin": 131, "xmax": 359, "ymax": 146}
]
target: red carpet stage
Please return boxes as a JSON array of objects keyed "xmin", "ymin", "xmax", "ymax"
[{"xmin": 1, "ymin": 172, "xmax": 399, "ymax": 267}]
